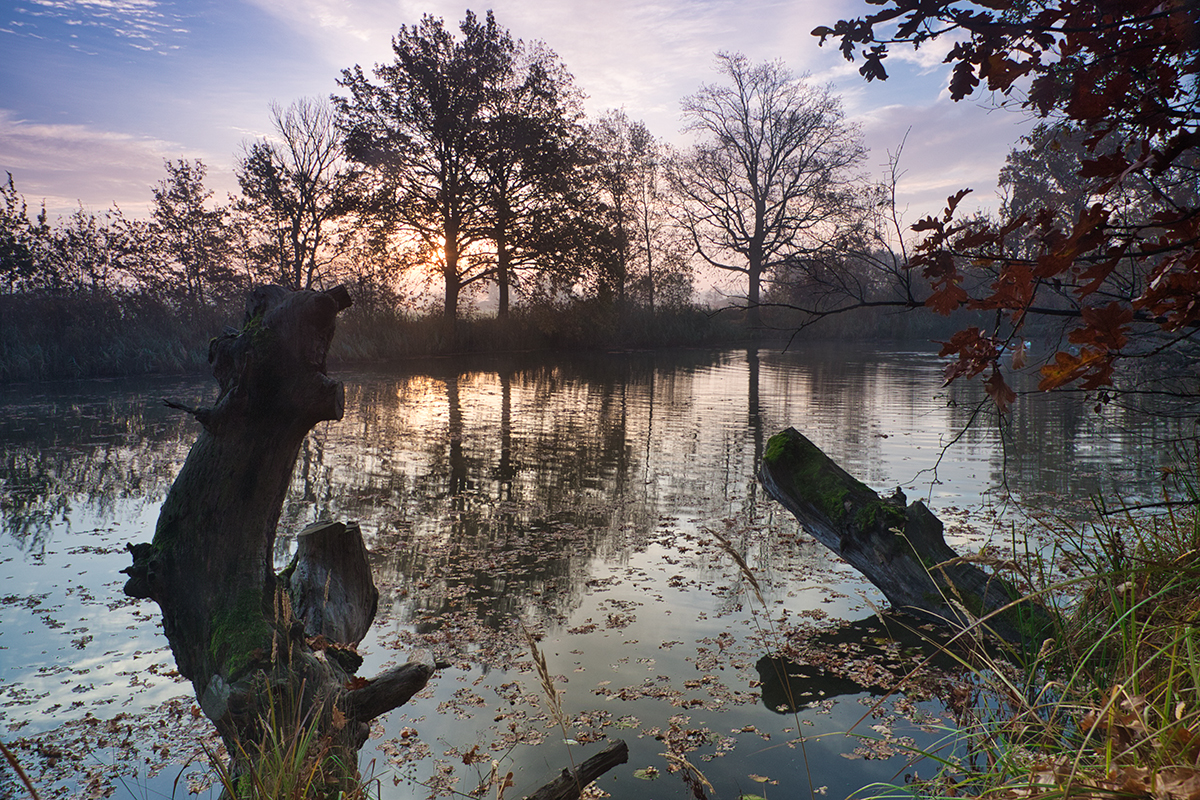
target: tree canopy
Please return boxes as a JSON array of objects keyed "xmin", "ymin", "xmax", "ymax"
[
  {"xmin": 335, "ymin": 11, "xmax": 593, "ymax": 324},
  {"xmin": 236, "ymin": 98, "xmax": 359, "ymax": 291},
  {"xmin": 475, "ymin": 40, "xmax": 592, "ymax": 317},
  {"xmin": 815, "ymin": 0, "xmax": 1200, "ymax": 408},
  {"xmin": 142, "ymin": 159, "xmax": 236, "ymax": 311}
]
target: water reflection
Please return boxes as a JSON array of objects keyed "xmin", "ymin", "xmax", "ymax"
[
  {"xmin": 0, "ymin": 377, "xmax": 210, "ymax": 554},
  {"xmin": 757, "ymin": 614, "xmax": 959, "ymax": 714},
  {"xmin": 0, "ymin": 347, "xmax": 1192, "ymax": 799}
]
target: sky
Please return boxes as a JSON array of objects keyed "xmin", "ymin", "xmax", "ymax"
[{"xmin": 0, "ymin": 0, "xmax": 1037, "ymax": 226}]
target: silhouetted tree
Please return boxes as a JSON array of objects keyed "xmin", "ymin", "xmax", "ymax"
[
  {"xmin": 760, "ymin": 140, "xmax": 926, "ymax": 329},
  {"xmin": 131, "ymin": 159, "xmax": 236, "ymax": 310},
  {"xmin": 47, "ymin": 205, "xmax": 122, "ymax": 294},
  {"xmin": 588, "ymin": 111, "xmax": 638, "ymax": 304},
  {"xmin": 477, "ymin": 41, "xmax": 591, "ymax": 317},
  {"xmin": 337, "ymin": 11, "xmax": 512, "ymax": 329},
  {"xmin": 589, "ymin": 111, "xmax": 692, "ymax": 310},
  {"xmin": 671, "ymin": 53, "xmax": 866, "ymax": 327},
  {"xmin": 235, "ymin": 98, "xmax": 359, "ymax": 290},
  {"xmin": 0, "ymin": 173, "xmax": 46, "ymax": 292}
]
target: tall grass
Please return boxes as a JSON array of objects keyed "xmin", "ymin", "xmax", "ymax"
[
  {"xmin": 207, "ymin": 688, "xmax": 374, "ymax": 800},
  {"xmin": 856, "ymin": 459, "xmax": 1200, "ymax": 800},
  {"xmin": 2, "ymin": 285, "xmax": 1004, "ymax": 384},
  {"xmin": 0, "ymin": 290, "xmax": 755, "ymax": 382},
  {"xmin": 0, "ymin": 291, "xmax": 228, "ymax": 383},
  {"xmin": 330, "ymin": 300, "xmax": 751, "ymax": 364}
]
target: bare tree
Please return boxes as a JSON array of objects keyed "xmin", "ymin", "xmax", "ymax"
[
  {"xmin": 671, "ymin": 53, "xmax": 866, "ymax": 327},
  {"xmin": 592, "ymin": 111, "xmax": 693, "ymax": 311},
  {"xmin": 765, "ymin": 137, "xmax": 922, "ymax": 328},
  {"xmin": 588, "ymin": 111, "xmax": 638, "ymax": 304},
  {"xmin": 236, "ymin": 97, "xmax": 357, "ymax": 290}
]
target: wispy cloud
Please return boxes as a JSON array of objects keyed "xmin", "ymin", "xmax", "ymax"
[
  {"xmin": 856, "ymin": 98, "xmax": 1031, "ymax": 217},
  {"xmin": 0, "ymin": 109, "xmax": 197, "ymax": 218},
  {"xmin": 10, "ymin": 0, "xmax": 187, "ymax": 53},
  {"xmin": 1, "ymin": 0, "xmax": 1021, "ymax": 225}
]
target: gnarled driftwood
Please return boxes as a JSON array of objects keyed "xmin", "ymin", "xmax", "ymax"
[{"xmin": 122, "ymin": 285, "xmax": 433, "ymax": 788}]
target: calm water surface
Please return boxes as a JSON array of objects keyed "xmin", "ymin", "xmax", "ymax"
[{"xmin": 0, "ymin": 346, "xmax": 1187, "ymax": 799}]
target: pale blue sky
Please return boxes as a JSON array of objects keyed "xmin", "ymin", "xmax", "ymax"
[{"xmin": 1, "ymin": 0, "xmax": 1032, "ymax": 223}]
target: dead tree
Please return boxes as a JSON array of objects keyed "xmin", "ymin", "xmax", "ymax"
[
  {"xmin": 759, "ymin": 427, "xmax": 1052, "ymax": 646},
  {"xmin": 121, "ymin": 285, "xmax": 432, "ymax": 785}
]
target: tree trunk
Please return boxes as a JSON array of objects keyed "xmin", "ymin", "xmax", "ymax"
[
  {"xmin": 497, "ymin": 260, "xmax": 510, "ymax": 320},
  {"xmin": 444, "ymin": 224, "xmax": 461, "ymax": 333},
  {"xmin": 759, "ymin": 427, "xmax": 1052, "ymax": 646},
  {"xmin": 122, "ymin": 285, "xmax": 433, "ymax": 789},
  {"xmin": 746, "ymin": 245, "xmax": 763, "ymax": 329},
  {"xmin": 496, "ymin": 222, "xmax": 511, "ymax": 319}
]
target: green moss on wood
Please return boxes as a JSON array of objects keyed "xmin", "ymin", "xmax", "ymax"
[
  {"xmin": 209, "ymin": 587, "xmax": 274, "ymax": 679},
  {"xmin": 277, "ymin": 553, "xmax": 298, "ymax": 588},
  {"xmin": 854, "ymin": 501, "xmax": 907, "ymax": 533},
  {"xmin": 764, "ymin": 431, "xmax": 866, "ymax": 524},
  {"xmin": 242, "ymin": 311, "xmax": 265, "ymax": 337},
  {"xmin": 151, "ymin": 506, "xmax": 183, "ymax": 552}
]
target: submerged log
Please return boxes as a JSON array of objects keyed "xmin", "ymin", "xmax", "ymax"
[
  {"xmin": 522, "ymin": 740, "xmax": 630, "ymax": 800},
  {"xmin": 759, "ymin": 427, "xmax": 1051, "ymax": 645},
  {"xmin": 121, "ymin": 285, "xmax": 432, "ymax": 786}
]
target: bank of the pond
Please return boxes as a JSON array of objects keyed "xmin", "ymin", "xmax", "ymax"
[
  {"xmin": 857, "ymin": 479, "xmax": 1200, "ymax": 800},
  {"xmin": 1, "ymin": 290, "xmax": 989, "ymax": 383}
]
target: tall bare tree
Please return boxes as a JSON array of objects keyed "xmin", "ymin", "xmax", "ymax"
[
  {"xmin": 236, "ymin": 98, "xmax": 357, "ymax": 290},
  {"xmin": 671, "ymin": 53, "xmax": 866, "ymax": 327},
  {"xmin": 592, "ymin": 111, "xmax": 692, "ymax": 310},
  {"xmin": 589, "ymin": 111, "xmax": 638, "ymax": 304}
]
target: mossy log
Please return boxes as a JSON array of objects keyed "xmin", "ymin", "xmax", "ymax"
[
  {"xmin": 121, "ymin": 285, "xmax": 433, "ymax": 784},
  {"xmin": 759, "ymin": 427, "xmax": 1051, "ymax": 645}
]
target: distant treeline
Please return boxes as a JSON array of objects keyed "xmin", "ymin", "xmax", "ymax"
[{"xmin": 0, "ymin": 10, "xmax": 992, "ymax": 382}]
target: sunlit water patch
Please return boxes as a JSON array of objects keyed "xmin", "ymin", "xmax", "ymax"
[{"xmin": 0, "ymin": 347, "xmax": 1187, "ymax": 799}]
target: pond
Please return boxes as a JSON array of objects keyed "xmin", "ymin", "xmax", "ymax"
[{"xmin": 0, "ymin": 346, "xmax": 1188, "ymax": 799}]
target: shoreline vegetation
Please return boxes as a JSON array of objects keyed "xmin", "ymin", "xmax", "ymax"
[
  {"xmin": 0, "ymin": 289, "xmax": 985, "ymax": 384},
  {"xmin": 860, "ymin": 472, "xmax": 1200, "ymax": 800}
]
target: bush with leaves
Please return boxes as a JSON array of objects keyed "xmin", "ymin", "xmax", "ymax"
[{"xmin": 815, "ymin": 0, "xmax": 1199, "ymax": 410}]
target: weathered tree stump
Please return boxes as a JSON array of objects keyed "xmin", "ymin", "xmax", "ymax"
[
  {"xmin": 121, "ymin": 285, "xmax": 433, "ymax": 789},
  {"xmin": 759, "ymin": 427, "xmax": 1052, "ymax": 645}
]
